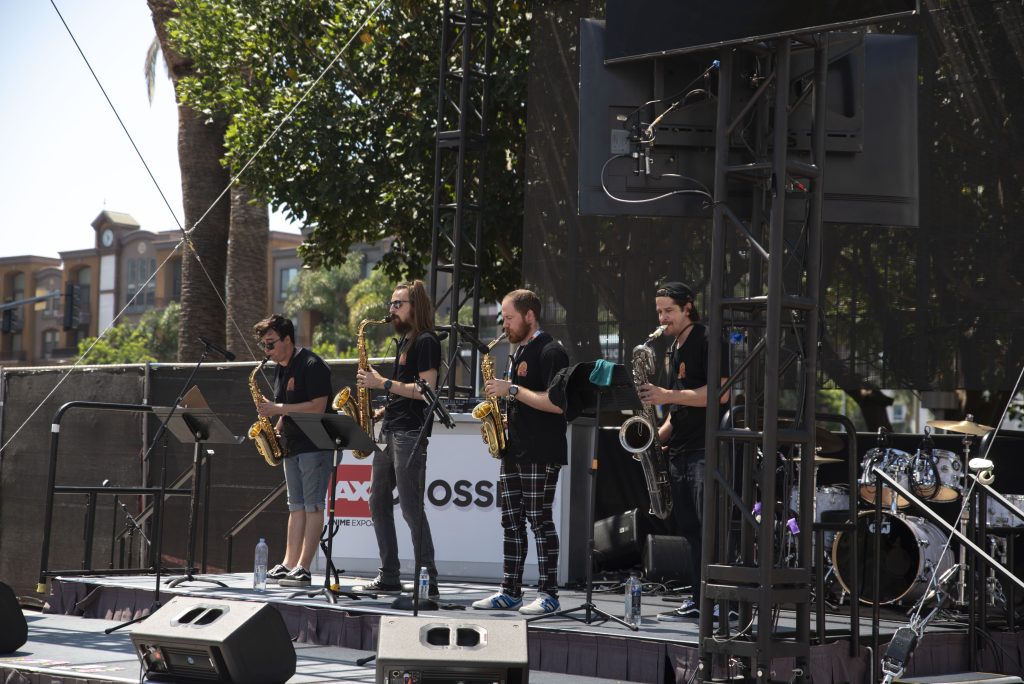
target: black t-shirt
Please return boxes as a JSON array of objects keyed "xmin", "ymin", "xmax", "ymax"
[
  {"xmin": 381, "ymin": 331, "xmax": 442, "ymax": 434},
  {"xmin": 504, "ymin": 331, "xmax": 570, "ymax": 465},
  {"xmin": 665, "ymin": 323, "xmax": 729, "ymax": 454},
  {"xmin": 273, "ymin": 347, "xmax": 333, "ymax": 456}
]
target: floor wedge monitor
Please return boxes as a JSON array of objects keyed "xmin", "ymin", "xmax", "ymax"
[
  {"xmin": 129, "ymin": 596, "xmax": 295, "ymax": 683},
  {"xmin": 375, "ymin": 615, "xmax": 529, "ymax": 684}
]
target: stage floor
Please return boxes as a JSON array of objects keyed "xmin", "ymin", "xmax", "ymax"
[{"xmin": 24, "ymin": 572, "xmax": 1021, "ymax": 683}]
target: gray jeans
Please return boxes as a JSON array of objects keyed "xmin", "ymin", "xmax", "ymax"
[{"xmin": 368, "ymin": 429, "xmax": 437, "ymax": 583}]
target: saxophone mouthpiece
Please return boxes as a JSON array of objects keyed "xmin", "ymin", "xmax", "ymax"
[{"xmin": 649, "ymin": 325, "xmax": 668, "ymax": 340}]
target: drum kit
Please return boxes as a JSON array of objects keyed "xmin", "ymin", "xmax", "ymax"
[{"xmin": 787, "ymin": 415, "xmax": 1022, "ymax": 607}]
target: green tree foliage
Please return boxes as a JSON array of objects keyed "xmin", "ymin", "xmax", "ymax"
[
  {"xmin": 283, "ymin": 259, "xmax": 394, "ymax": 358},
  {"xmin": 78, "ymin": 303, "xmax": 180, "ymax": 364},
  {"xmin": 169, "ymin": 0, "xmax": 529, "ymax": 298}
]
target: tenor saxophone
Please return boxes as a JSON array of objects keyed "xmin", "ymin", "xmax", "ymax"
[
  {"xmin": 247, "ymin": 357, "xmax": 286, "ymax": 467},
  {"xmin": 332, "ymin": 317, "xmax": 390, "ymax": 459},
  {"xmin": 619, "ymin": 325, "xmax": 673, "ymax": 519},
  {"xmin": 471, "ymin": 332, "xmax": 509, "ymax": 458}
]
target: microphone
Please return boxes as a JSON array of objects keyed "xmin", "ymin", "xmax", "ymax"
[
  {"xmin": 198, "ymin": 336, "xmax": 236, "ymax": 361},
  {"xmin": 415, "ymin": 378, "xmax": 455, "ymax": 429},
  {"xmin": 451, "ymin": 323, "xmax": 491, "ymax": 355},
  {"xmin": 436, "ymin": 330, "xmax": 449, "ymax": 342}
]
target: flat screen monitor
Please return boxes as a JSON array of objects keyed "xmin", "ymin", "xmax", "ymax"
[{"xmin": 578, "ymin": 19, "xmax": 919, "ymax": 226}]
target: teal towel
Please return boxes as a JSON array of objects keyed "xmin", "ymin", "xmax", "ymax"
[{"xmin": 589, "ymin": 359, "xmax": 615, "ymax": 387}]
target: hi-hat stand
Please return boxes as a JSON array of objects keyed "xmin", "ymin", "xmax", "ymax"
[{"xmin": 286, "ymin": 412, "xmax": 381, "ymax": 604}]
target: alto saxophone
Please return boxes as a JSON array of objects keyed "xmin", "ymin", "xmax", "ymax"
[
  {"xmin": 619, "ymin": 325, "xmax": 673, "ymax": 520},
  {"xmin": 247, "ymin": 357, "xmax": 286, "ymax": 467},
  {"xmin": 471, "ymin": 332, "xmax": 509, "ymax": 458},
  {"xmin": 332, "ymin": 317, "xmax": 390, "ymax": 459}
]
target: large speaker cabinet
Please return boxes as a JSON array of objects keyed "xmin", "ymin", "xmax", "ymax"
[
  {"xmin": 129, "ymin": 596, "xmax": 295, "ymax": 683},
  {"xmin": 375, "ymin": 615, "xmax": 529, "ymax": 684}
]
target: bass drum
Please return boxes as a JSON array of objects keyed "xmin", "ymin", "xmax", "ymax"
[{"xmin": 832, "ymin": 511, "xmax": 952, "ymax": 605}]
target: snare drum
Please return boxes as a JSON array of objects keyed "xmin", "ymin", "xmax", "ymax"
[
  {"xmin": 859, "ymin": 448, "xmax": 912, "ymax": 508},
  {"xmin": 986, "ymin": 494, "xmax": 1024, "ymax": 527},
  {"xmin": 832, "ymin": 511, "xmax": 953, "ymax": 605},
  {"xmin": 789, "ymin": 485, "xmax": 851, "ymax": 560},
  {"xmin": 910, "ymin": 449, "xmax": 963, "ymax": 502}
]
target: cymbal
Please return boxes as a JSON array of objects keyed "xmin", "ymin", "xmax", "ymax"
[
  {"xmin": 926, "ymin": 418, "xmax": 995, "ymax": 436},
  {"xmin": 776, "ymin": 420, "xmax": 844, "ymax": 454},
  {"xmin": 815, "ymin": 426, "xmax": 844, "ymax": 455}
]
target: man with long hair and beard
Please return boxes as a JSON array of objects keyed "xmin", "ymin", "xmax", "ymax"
[
  {"xmin": 472, "ymin": 289, "xmax": 569, "ymax": 615},
  {"xmin": 356, "ymin": 280, "xmax": 442, "ymax": 597}
]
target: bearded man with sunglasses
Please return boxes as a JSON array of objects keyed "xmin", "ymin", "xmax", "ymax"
[
  {"xmin": 253, "ymin": 314, "xmax": 333, "ymax": 588},
  {"xmin": 356, "ymin": 280, "xmax": 442, "ymax": 597}
]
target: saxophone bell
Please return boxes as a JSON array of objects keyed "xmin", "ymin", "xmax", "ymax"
[{"xmin": 619, "ymin": 415, "xmax": 656, "ymax": 455}]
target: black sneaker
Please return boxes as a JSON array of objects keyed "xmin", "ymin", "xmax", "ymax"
[
  {"xmin": 657, "ymin": 599, "xmax": 699, "ymax": 622},
  {"xmin": 267, "ymin": 564, "xmax": 290, "ymax": 583},
  {"xmin": 363, "ymin": 575, "xmax": 402, "ymax": 592},
  {"xmin": 279, "ymin": 566, "xmax": 311, "ymax": 587}
]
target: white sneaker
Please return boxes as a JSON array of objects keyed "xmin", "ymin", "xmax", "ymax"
[
  {"xmin": 471, "ymin": 592, "xmax": 523, "ymax": 610},
  {"xmin": 519, "ymin": 592, "xmax": 560, "ymax": 615}
]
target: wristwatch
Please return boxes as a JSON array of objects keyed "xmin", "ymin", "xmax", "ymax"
[
  {"xmin": 508, "ymin": 384, "xmax": 520, "ymax": 398},
  {"xmin": 383, "ymin": 379, "xmax": 393, "ymax": 393}
]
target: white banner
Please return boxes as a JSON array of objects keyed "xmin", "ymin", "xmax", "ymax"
[{"xmin": 319, "ymin": 414, "xmax": 568, "ymax": 583}]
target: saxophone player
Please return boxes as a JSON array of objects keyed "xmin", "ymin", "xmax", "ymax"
[
  {"xmin": 355, "ymin": 280, "xmax": 442, "ymax": 597},
  {"xmin": 637, "ymin": 282, "xmax": 730, "ymax": 622},
  {"xmin": 253, "ymin": 314, "xmax": 333, "ymax": 588},
  {"xmin": 472, "ymin": 289, "xmax": 569, "ymax": 615}
]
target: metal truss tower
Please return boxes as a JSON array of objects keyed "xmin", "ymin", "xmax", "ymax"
[
  {"xmin": 697, "ymin": 38, "xmax": 829, "ymax": 683},
  {"xmin": 428, "ymin": 0, "xmax": 495, "ymax": 400}
]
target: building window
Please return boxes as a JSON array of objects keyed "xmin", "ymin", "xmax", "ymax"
[
  {"xmin": 42, "ymin": 329, "xmax": 59, "ymax": 357},
  {"xmin": 126, "ymin": 257, "xmax": 157, "ymax": 311},
  {"xmin": 279, "ymin": 267, "xmax": 298, "ymax": 301},
  {"xmin": 39, "ymin": 276, "xmax": 61, "ymax": 318}
]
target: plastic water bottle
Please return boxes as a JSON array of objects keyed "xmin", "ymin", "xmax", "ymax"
[
  {"xmin": 624, "ymin": 572, "xmax": 642, "ymax": 627},
  {"xmin": 253, "ymin": 538, "xmax": 269, "ymax": 592},
  {"xmin": 419, "ymin": 566, "xmax": 430, "ymax": 598}
]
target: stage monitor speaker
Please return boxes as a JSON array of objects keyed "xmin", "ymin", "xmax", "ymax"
[
  {"xmin": 129, "ymin": 596, "xmax": 295, "ymax": 683},
  {"xmin": 643, "ymin": 534, "xmax": 693, "ymax": 585},
  {"xmin": 0, "ymin": 581, "xmax": 28, "ymax": 654},
  {"xmin": 593, "ymin": 508, "xmax": 649, "ymax": 570},
  {"xmin": 375, "ymin": 615, "xmax": 529, "ymax": 684}
]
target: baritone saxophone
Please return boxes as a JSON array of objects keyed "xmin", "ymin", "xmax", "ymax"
[
  {"xmin": 619, "ymin": 325, "xmax": 673, "ymax": 519},
  {"xmin": 472, "ymin": 332, "xmax": 509, "ymax": 458},
  {"xmin": 332, "ymin": 317, "xmax": 390, "ymax": 459}
]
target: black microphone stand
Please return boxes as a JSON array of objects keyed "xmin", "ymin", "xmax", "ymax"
[{"xmin": 104, "ymin": 345, "xmax": 215, "ymax": 634}]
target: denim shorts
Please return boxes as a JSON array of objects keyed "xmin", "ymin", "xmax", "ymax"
[{"xmin": 283, "ymin": 450, "xmax": 332, "ymax": 512}]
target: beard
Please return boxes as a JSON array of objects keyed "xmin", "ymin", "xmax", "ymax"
[
  {"xmin": 393, "ymin": 317, "xmax": 412, "ymax": 335},
  {"xmin": 506, "ymin": 321, "xmax": 530, "ymax": 344}
]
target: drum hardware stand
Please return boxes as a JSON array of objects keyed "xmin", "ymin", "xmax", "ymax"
[{"xmin": 871, "ymin": 465, "xmax": 1024, "ymax": 678}]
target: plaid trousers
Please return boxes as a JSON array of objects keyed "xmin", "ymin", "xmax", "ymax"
[{"xmin": 498, "ymin": 460, "xmax": 561, "ymax": 596}]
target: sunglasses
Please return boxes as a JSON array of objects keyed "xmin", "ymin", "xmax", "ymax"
[
  {"xmin": 389, "ymin": 300, "xmax": 410, "ymax": 309},
  {"xmin": 259, "ymin": 337, "xmax": 280, "ymax": 350}
]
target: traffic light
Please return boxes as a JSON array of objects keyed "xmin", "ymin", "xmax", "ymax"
[
  {"xmin": 63, "ymin": 283, "xmax": 82, "ymax": 331},
  {"xmin": 1, "ymin": 308, "xmax": 19, "ymax": 334}
]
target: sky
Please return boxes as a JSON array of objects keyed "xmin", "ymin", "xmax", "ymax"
[{"xmin": 0, "ymin": 0, "xmax": 297, "ymax": 260}]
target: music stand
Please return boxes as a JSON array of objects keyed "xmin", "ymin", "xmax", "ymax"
[
  {"xmin": 154, "ymin": 394, "xmax": 242, "ymax": 588},
  {"xmin": 528, "ymin": 361, "xmax": 641, "ymax": 630},
  {"xmin": 286, "ymin": 412, "xmax": 381, "ymax": 603}
]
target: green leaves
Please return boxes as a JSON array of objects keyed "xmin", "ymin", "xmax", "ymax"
[{"xmin": 170, "ymin": 0, "xmax": 527, "ymax": 295}]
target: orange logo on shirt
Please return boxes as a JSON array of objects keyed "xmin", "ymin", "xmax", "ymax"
[
  {"xmin": 677, "ymin": 361, "xmax": 687, "ymax": 380},
  {"xmin": 399, "ymin": 352, "xmax": 407, "ymax": 366},
  {"xmin": 287, "ymin": 377, "xmax": 296, "ymax": 391},
  {"xmin": 517, "ymin": 361, "xmax": 528, "ymax": 377}
]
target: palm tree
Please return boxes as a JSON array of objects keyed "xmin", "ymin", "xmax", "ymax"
[{"xmin": 146, "ymin": 2, "xmax": 269, "ymax": 363}]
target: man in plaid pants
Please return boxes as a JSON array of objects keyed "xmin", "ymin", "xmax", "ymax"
[{"xmin": 472, "ymin": 289, "xmax": 569, "ymax": 615}]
